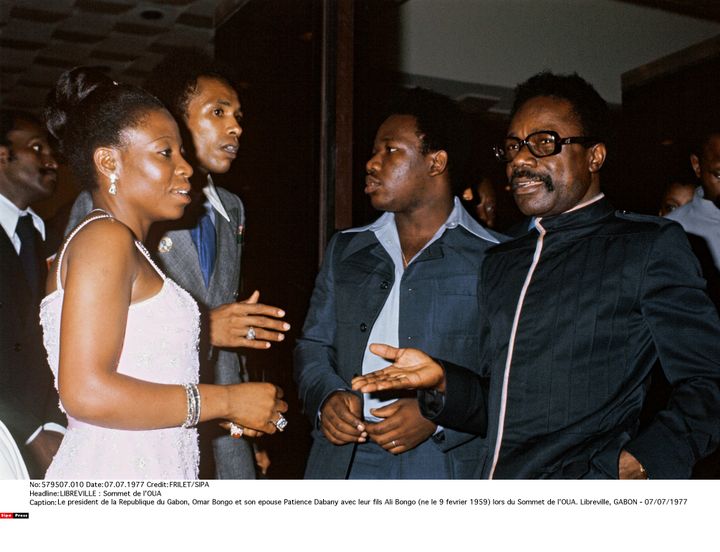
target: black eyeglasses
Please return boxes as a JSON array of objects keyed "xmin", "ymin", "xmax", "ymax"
[{"xmin": 494, "ymin": 131, "xmax": 599, "ymax": 162}]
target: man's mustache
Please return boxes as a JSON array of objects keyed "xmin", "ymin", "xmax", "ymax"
[{"xmin": 510, "ymin": 169, "xmax": 554, "ymax": 192}]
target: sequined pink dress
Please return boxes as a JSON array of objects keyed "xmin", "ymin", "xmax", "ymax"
[{"xmin": 40, "ymin": 212, "xmax": 200, "ymax": 479}]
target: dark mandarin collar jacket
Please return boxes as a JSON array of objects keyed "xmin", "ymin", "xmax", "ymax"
[{"xmin": 430, "ymin": 196, "xmax": 720, "ymax": 479}]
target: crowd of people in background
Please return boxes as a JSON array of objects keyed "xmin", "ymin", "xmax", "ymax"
[{"xmin": 1, "ymin": 48, "xmax": 718, "ymax": 479}]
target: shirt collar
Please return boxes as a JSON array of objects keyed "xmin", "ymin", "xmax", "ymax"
[
  {"xmin": 345, "ymin": 196, "xmax": 499, "ymax": 244},
  {"xmin": 0, "ymin": 192, "xmax": 45, "ymax": 242},
  {"xmin": 202, "ymin": 175, "xmax": 231, "ymax": 222},
  {"xmin": 694, "ymin": 187, "xmax": 720, "ymax": 212}
]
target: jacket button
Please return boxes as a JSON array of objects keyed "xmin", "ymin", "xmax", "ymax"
[
  {"xmin": 380, "ymin": 281, "xmax": 389, "ymax": 289},
  {"xmin": 360, "ymin": 323, "xmax": 367, "ymax": 332}
]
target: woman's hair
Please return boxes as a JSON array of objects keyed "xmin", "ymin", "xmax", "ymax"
[{"xmin": 44, "ymin": 66, "xmax": 165, "ymax": 191}]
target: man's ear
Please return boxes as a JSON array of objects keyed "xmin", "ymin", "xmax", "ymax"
[
  {"xmin": 93, "ymin": 147, "xmax": 117, "ymax": 180},
  {"xmin": 690, "ymin": 154, "xmax": 701, "ymax": 179},
  {"xmin": 588, "ymin": 143, "xmax": 606, "ymax": 173},
  {"xmin": 429, "ymin": 150, "xmax": 448, "ymax": 176}
]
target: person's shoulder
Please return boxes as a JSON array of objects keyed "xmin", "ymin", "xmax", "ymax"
[
  {"xmin": 66, "ymin": 216, "xmax": 135, "ymax": 259},
  {"xmin": 64, "ymin": 190, "xmax": 94, "ymax": 236},
  {"xmin": 664, "ymin": 202, "xmax": 693, "ymax": 223},
  {"xmin": 605, "ymin": 210, "xmax": 677, "ymax": 235},
  {"xmin": 324, "ymin": 226, "xmax": 380, "ymax": 263},
  {"xmin": 331, "ymin": 227, "xmax": 371, "ymax": 248},
  {"xmin": 215, "ymin": 186, "xmax": 243, "ymax": 207},
  {"xmin": 604, "ymin": 210, "xmax": 692, "ymax": 255}
]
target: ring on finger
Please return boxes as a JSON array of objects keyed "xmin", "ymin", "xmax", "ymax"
[
  {"xmin": 229, "ymin": 423, "xmax": 244, "ymax": 439},
  {"xmin": 272, "ymin": 413, "xmax": 288, "ymax": 432},
  {"xmin": 246, "ymin": 327, "xmax": 256, "ymax": 340},
  {"xmin": 391, "ymin": 439, "xmax": 398, "ymax": 448}
]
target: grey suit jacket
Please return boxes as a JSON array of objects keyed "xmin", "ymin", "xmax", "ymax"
[{"xmin": 66, "ymin": 187, "xmax": 255, "ymax": 478}]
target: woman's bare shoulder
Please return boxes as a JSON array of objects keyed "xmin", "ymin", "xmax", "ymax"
[{"xmin": 63, "ymin": 217, "xmax": 138, "ymax": 278}]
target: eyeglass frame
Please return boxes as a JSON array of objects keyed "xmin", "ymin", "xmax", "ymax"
[{"xmin": 493, "ymin": 130, "xmax": 600, "ymax": 162}]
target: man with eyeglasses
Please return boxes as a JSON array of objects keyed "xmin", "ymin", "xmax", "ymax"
[{"xmin": 352, "ymin": 72, "xmax": 720, "ymax": 479}]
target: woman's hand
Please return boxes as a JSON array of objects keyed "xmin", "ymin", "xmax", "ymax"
[
  {"xmin": 351, "ymin": 344, "xmax": 446, "ymax": 393},
  {"xmin": 226, "ymin": 382, "xmax": 288, "ymax": 434},
  {"xmin": 217, "ymin": 421, "xmax": 264, "ymax": 439}
]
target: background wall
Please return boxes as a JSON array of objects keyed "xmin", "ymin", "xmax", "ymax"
[{"xmin": 396, "ymin": 0, "xmax": 720, "ymax": 108}]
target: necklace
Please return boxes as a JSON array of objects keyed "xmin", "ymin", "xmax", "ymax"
[{"xmin": 401, "ymin": 251, "xmax": 409, "ymax": 268}]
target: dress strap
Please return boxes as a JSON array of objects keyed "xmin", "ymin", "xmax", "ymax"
[
  {"xmin": 55, "ymin": 210, "xmax": 113, "ymax": 291},
  {"xmin": 133, "ymin": 240, "xmax": 167, "ymax": 281}
]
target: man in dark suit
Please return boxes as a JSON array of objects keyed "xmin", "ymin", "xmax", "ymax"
[
  {"xmin": 65, "ymin": 51, "xmax": 289, "ymax": 479},
  {"xmin": 0, "ymin": 109, "xmax": 65, "ymax": 478},
  {"xmin": 353, "ymin": 73, "xmax": 720, "ymax": 479},
  {"xmin": 295, "ymin": 89, "xmax": 502, "ymax": 478}
]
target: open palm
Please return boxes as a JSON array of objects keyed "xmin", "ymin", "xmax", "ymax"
[{"xmin": 351, "ymin": 343, "xmax": 445, "ymax": 393}]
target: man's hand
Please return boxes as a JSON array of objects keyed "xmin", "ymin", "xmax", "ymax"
[
  {"xmin": 351, "ymin": 344, "xmax": 446, "ymax": 393},
  {"xmin": 319, "ymin": 391, "xmax": 367, "ymax": 445},
  {"xmin": 209, "ymin": 290, "xmax": 290, "ymax": 349},
  {"xmin": 618, "ymin": 450, "xmax": 648, "ymax": 479},
  {"xmin": 365, "ymin": 398, "xmax": 436, "ymax": 454},
  {"xmin": 26, "ymin": 429, "xmax": 63, "ymax": 474}
]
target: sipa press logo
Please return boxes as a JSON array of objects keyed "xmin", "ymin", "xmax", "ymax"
[{"xmin": 0, "ymin": 512, "xmax": 29, "ymax": 519}]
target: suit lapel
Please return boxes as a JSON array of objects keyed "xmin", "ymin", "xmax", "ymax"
[
  {"xmin": 152, "ymin": 188, "xmax": 242, "ymax": 307},
  {"xmin": 208, "ymin": 202, "xmax": 239, "ymax": 304},
  {"xmin": 155, "ymin": 228, "xmax": 207, "ymax": 302}
]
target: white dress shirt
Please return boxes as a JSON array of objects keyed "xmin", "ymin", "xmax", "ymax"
[{"xmin": 0, "ymin": 192, "xmax": 45, "ymax": 254}]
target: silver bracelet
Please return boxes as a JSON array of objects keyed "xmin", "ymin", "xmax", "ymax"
[{"xmin": 181, "ymin": 383, "xmax": 201, "ymax": 428}]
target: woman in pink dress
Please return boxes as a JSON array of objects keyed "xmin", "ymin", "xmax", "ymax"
[{"xmin": 40, "ymin": 67, "xmax": 287, "ymax": 479}]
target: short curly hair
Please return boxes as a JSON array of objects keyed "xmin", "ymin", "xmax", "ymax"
[
  {"xmin": 0, "ymin": 110, "xmax": 42, "ymax": 149},
  {"xmin": 511, "ymin": 72, "xmax": 610, "ymax": 143},
  {"xmin": 383, "ymin": 87, "xmax": 467, "ymax": 195},
  {"xmin": 144, "ymin": 48, "xmax": 238, "ymax": 123}
]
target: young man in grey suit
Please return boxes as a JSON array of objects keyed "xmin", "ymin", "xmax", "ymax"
[
  {"xmin": 65, "ymin": 51, "xmax": 289, "ymax": 479},
  {"xmin": 295, "ymin": 89, "xmax": 502, "ymax": 478}
]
